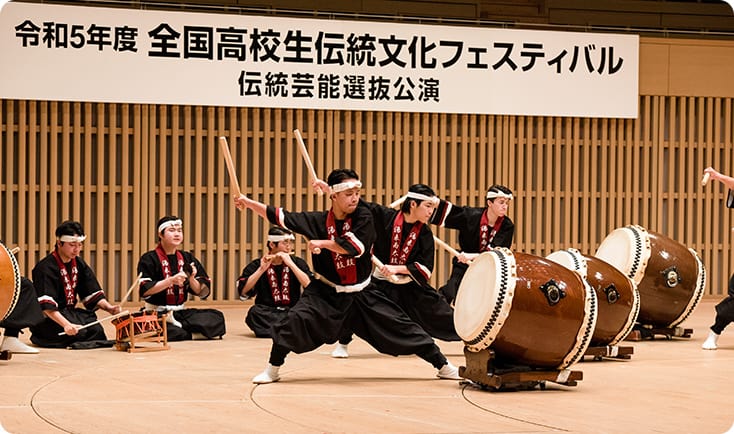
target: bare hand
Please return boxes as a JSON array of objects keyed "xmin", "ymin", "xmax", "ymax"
[
  {"xmin": 234, "ymin": 194, "xmax": 248, "ymax": 210},
  {"xmin": 170, "ymin": 271, "xmax": 187, "ymax": 286},
  {"xmin": 63, "ymin": 323, "xmax": 81, "ymax": 336},
  {"xmin": 312, "ymin": 179, "xmax": 330, "ymax": 195},
  {"xmin": 107, "ymin": 305, "xmax": 122, "ymax": 315},
  {"xmin": 308, "ymin": 240, "xmax": 323, "ymax": 254}
]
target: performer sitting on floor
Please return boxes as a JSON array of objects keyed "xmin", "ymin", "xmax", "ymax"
[
  {"xmin": 430, "ymin": 184, "xmax": 515, "ymax": 304},
  {"xmin": 1, "ymin": 275, "xmax": 44, "ymax": 354},
  {"xmin": 234, "ymin": 168, "xmax": 461, "ymax": 383},
  {"xmin": 237, "ymin": 227, "xmax": 312, "ymax": 338},
  {"xmin": 138, "ymin": 216, "xmax": 226, "ymax": 341},
  {"xmin": 30, "ymin": 221, "xmax": 121, "ymax": 348}
]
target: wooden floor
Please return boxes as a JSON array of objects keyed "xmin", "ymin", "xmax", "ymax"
[{"xmin": 1, "ymin": 299, "xmax": 733, "ymax": 434}]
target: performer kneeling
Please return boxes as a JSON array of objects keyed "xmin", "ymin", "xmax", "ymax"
[
  {"xmin": 138, "ymin": 216, "xmax": 225, "ymax": 341},
  {"xmin": 30, "ymin": 221, "xmax": 120, "ymax": 349},
  {"xmin": 237, "ymin": 227, "xmax": 313, "ymax": 338}
]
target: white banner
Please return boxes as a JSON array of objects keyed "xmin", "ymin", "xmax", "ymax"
[{"xmin": 0, "ymin": 2, "xmax": 639, "ymax": 118}]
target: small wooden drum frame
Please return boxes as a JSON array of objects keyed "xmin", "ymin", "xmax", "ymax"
[
  {"xmin": 595, "ymin": 225, "xmax": 706, "ymax": 329},
  {"xmin": 0, "ymin": 242, "xmax": 22, "ymax": 323},
  {"xmin": 547, "ymin": 249, "xmax": 640, "ymax": 347},
  {"xmin": 455, "ymin": 249, "xmax": 597, "ymax": 370},
  {"xmin": 112, "ymin": 310, "xmax": 169, "ymax": 352}
]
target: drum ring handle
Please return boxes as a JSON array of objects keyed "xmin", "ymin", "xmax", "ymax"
[
  {"xmin": 604, "ymin": 284, "xmax": 619, "ymax": 304},
  {"xmin": 661, "ymin": 266, "xmax": 681, "ymax": 288},
  {"xmin": 539, "ymin": 279, "xmax": 565, "ymax": 306}
]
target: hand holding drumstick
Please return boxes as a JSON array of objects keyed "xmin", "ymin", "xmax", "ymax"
[{"xmin": 702, "ymin": 167, "xmax": 734, "ymax": 190}]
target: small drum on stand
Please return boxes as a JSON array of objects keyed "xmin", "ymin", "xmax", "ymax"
[
  {"xmin": 112, "ymin": 310, "xmax": 169, "ymax": 353},
  {"xmin": 547, "ymin": 249, "xmax": 639, "ymax": 360},
  {"xmin": 595, "ymin": 225, "xmax": 706, "ymax": 339},
  {"xmin": 0, "ymin": 243, "xmax": 22, "ymax": 361},
  {"xmin": 454, "ymin": 249, "xmax": 597, "ymax": 390}
]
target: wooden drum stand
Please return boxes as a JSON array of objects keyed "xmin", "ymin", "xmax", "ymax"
[{"xmin": 459, "ymin": 347, "xmax": 583, "ymax": 391}]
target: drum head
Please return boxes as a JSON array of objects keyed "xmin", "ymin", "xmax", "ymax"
[
  {"xmin": 596, "ymin": 226, "xmax": 650, "ymax": 285},
  {"xmin": 546, "ymin": 249, "xmax": 588, "ymax": 279},
  {"xmin": 0, "ymin": 243, "xmax": 22, "ymax": 322},
  {"xmin": 454, "ymin": 250, "xmax": 516, "ymax": 350}
]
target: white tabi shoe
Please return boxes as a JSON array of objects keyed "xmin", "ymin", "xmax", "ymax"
[
  {"xmin": 166, "ymin": 311, "xmax": 183, "ymax": 329},
  {"xmin": 1, "ymin": 336, "xmax": 39, "ymax": 354},
  {"xmin": 331, "ymin": 343, "xmax": 349, "ymax": 358},
  {"xmin": 702, "ymin": 330, "xmax": 720, "ymax": 350},
  {"xmin": 252, "ymin": 364, "xmax": 281, "ymax": 384},
  {"xmin": 437, "ymin": 361, "xmax": 462, "ymax": 380}
]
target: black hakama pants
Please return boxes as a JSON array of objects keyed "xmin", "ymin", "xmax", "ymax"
[
  {"xmin": 378, "ymin": 281, "xmax": 460, "ymax": 342},
  {"xmin": 1, "ymin": 277, "xmax": 44, "ymax": 332},
  {"xmin": 245, "ymin": 304, "xmax": 289, "ymax": 338},
  {"xmin": 268, "ymin": 281, "xmax": 446, "ymax": 369},
  {"xmin": 30, "ymin": 308, "xmax": 109, "ymax": 348},
  {"xmin": 165, "ymin": 308, "xmax": 226, "ymax": 341}
]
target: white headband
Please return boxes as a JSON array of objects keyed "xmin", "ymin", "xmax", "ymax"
[
  {"xmin": 268, "ymin": 234, "xmax": 295, "ymax": 243},
  {"xmin": 406, "ymin": 192, "xmax": 437, "ymax": 202},
  {"xmin": 487, "ymin": 191, "xmax": 513, "ymax": 200},
  {"xmin": 59, "ymin": 235, "xmax": 86, "ymax": 243},
  {"xmin": 330, "ymin": 180, "xmax": 362, "ymax": 194},
  {"xmin": 158, "ymin": 219, "xmax": 183, "ymax": 233}
]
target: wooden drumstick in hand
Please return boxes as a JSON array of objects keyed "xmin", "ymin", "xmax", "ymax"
[
  {"xmin": 294, "ymin": 129, "xmax": 324, "ymax": 196},
  {"xmin": 219, "ymin": 136, "xmax": 243, "ymax": 197},
  {"xmin": 701, "ymin": 172, "xmax": 711, "ymax": 186},
  {"xmin": 433, "ymin": 236, "xmax": 461, "ymax": 258},
  {"xmin": 371, "ymin": 256, "xmax": 400, "ymax": 283}
]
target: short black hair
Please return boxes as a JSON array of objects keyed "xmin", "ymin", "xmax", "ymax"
[
  {"xmin": 55, "ymin": 221, "xmax": 84, "ymax": 238},
  {"xmin": 326, "ymin": 169, "xmax": 359, "ymax": 186},
  {"xmin": 487, "ymin": 185, "xmax": 513, "ymax": 202},
  {"xmin": 401, "ymin": 184, "xmax": 436, "ymax": 213}
]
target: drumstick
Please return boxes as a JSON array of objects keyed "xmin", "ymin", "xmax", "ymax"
[
  {"xmin": 701, "ymin": 172, "xmax": 711, "ymax": 186},
  {"xmin": 58, "ymin": 310, "xmax": 130, "ymax": 335},
  {"xmin": 371, "ymin": 256, "xmax": 400, "ymax": 283},
  {"xmin": 293, "ymin": 129, "xmax": 324, "ymax": 196},
  {"xmin": 433, "ymin": 236, "xmax": 461, "ymax": 258},
  {"xmin": 10, "ymin": 247, "xmax": 19, "ymax": 255},
  {"xmin": 119, "ymin": 272, "xmax": 143, "ymax": 308},
  {"xmin": 219, "ymin": 136, "xmax": 243, "ymax": 197}
]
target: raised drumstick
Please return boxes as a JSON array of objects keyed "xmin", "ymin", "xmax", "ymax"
[
  {"xmin": 433, "ymin": 236, "xmax": 461, "ymax": 258},
  {"xmin": 219, "ymin": 136, "xmax": 243, "ymax": 197},
  {"xmin": 293, "ymin": 129, "xmax": 324, "ymax": 196},
  {"xmin": 702, "ymin": 172, "xmax": 711, "ymax": 186}
]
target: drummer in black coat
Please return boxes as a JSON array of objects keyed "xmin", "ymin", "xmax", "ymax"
[
  {"xmin": 430, "ymin": 184, "xmax": 515, "ymax": 304},
  {"xmin": 702, "ymin": 167, "xmax": 734, "ymax": 350},
  {"xmin": 30, "ymin": 221, "xmax": 121, "ymax": 348},
  {"xmin": 235, "ymin": 169, "xmax": 461, "ymax": 384},
  {"xmin": 331, "ymin": 184, "xmax": 460, "ymax": 358},
  {"xmin": 237, "ymin": 227, "xmax": 312, "ymax": 338}
]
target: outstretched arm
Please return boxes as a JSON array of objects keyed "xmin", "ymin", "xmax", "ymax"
[{"xmin": 234, "ymin": 194, "xmax": 268, "ymax": 220}]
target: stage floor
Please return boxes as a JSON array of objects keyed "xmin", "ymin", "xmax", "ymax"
[{"xmin": 1, "ymin": 299, "xmax": 732, "ymax": 434}]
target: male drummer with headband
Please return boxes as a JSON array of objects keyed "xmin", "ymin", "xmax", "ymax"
[
  {"xmin": 30, "ymin": 221, "xmax": 121, "ymax": 348},
  {"xmin": 702, "ymin": 167, "xmax": 734, "ymax": 350},
  {"xmin": 430, "ymin": 184, "xmax": 515, "ymax": 304},
  {"xmin": 331, "ymin": 184, "xmax": 460, "ymax": 358},
  {"xmin": 137, "ymin": 216, "xmax": 226, "ymax": 341},
  {"xmin": 234, "ymin": 169, "xmax": 461, "ymax": 383},
  {"xmin": 237, "ymin": 227, "xmax": 313, "ymax": 338}
]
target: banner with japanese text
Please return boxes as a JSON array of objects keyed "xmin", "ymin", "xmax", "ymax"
[{"xmin": 0, "ymin": 2, "xmax": 639, "ymax": 118}]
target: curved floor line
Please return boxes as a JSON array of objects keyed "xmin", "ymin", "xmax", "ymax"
[
  {"xmin": 29, "ymin": 376, "xmax": 76, "ymax": 434},
  {"xmin": 248, "ymin": 385, "xmax": 320, "ymax": 433},
  {"xmin": 460, "ymin": 383, "xmax": 569, "ymax": 432}
]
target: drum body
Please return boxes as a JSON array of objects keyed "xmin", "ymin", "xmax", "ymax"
[
  {"xmin": 112, "ymin": 311, "xmax": 161, "ymax": 342},
  {"xmin": 455, "ymin": 249, "xmax": 597, "ymax": 369},
  {"xmin": 595, "ymin": 225, "xmax": 706, "ymax": 328},
  {"xmin": 547, "ymin": 249, "xmax": 640, "ymax": 346},
  {"xmin": 0, "ymin": 242, "xmax": 22, "ymax": 322}
]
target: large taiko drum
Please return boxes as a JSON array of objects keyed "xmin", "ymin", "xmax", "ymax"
[
  {"xmin": 0, "ymin": 242, "xmax": 22, "ymax": 322},
  {"xmin": 595, "ymin": 225, "xmax": 706, "ymax": 328},
  {"xmin": 547, "ymin": 248, "xmax": 640, "ymax": 346},
  {"xmin": 454, "ymin": 249, "xmax": 597, "ymax": 369}
]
